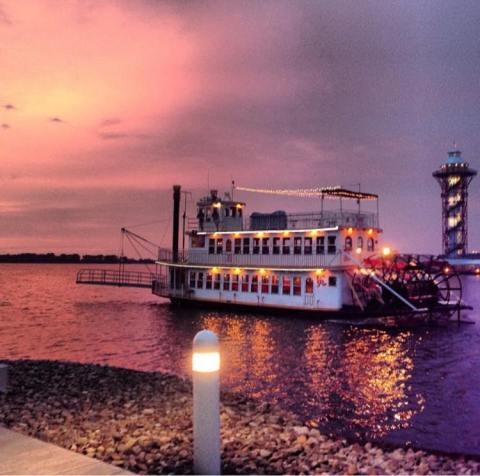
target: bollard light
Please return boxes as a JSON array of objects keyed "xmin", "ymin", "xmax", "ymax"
[{"xmin": 192, "ymin": 330, "xmax": 221, "ymax": 475}]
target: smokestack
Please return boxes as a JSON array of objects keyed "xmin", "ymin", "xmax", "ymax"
[{"xmin": 172, "ymin": 185, "xmax": 181, "ymax": 263}]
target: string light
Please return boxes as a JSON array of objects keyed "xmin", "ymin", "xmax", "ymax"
[{"xmin": 235, "ymin": 186, "xmax": 377, "ymax": 201}]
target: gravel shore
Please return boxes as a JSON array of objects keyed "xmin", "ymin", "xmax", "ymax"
[{"xmin": 0, "ymin": 360, "xmax": 478, "ymax": 475}]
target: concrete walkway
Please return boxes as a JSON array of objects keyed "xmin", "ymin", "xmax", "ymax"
[{"xmin": 0, "ymin": 427, "xmax": 132, "ymax": 475}]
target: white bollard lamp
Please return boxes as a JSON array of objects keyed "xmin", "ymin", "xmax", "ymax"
[{"xmin": 192, "ymin": 330, "xmax": 221, "ymax": 475}]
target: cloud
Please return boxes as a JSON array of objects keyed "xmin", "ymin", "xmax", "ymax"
[
  {"xmin": 2, "ymin": 103, "xmax": 15, "ymax": 110},
  {"xmin": 100, "ymin": 118, "xmax": 123, "ymax": 127},
  {"xmin": 1, "ymin": 123, "xmax": 10, "ymax": 129}
]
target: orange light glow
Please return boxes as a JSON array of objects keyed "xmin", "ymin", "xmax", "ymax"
[
  {"xmin": 259, "ymin": 268, "xmax": 267, "ymax": 275},
  {"xmin": 347, "ymin": 227, "xmax": 353, "ymax": 235},
  {"xmin": 368, "ymin": 228, "xmax": 374, "ymax": 235},
  {"xmin": 283, "ymin": 231, "xmax": 290, "ymax": 237},
  {"xmin": 310, "ymin": 230, "xmax": 318, "ymax": 237},
  {"xmin": 212, "ymin": 267, "xmax": 220, "ymax": 274},
  {"xmin": 355, "ymin": 247, "xmax": 362, "ymax": 254},
  {"xmin": 443, "ymin": 266, "xmax": 450, "ymax": 274},
  {"xmin": 234, "ymin": 233, "xmax": 240, "ymax": 238},
  {"xmin": 315, "ymin": 269, "xmax": 324, "ymax": 275},
  {"xmin": 212, "ymin": 202, "xmax": 222, "ymax": 208},
  {"xmin": 475, "ymin": 268, "xmax": 480, "ymax": 274},
  {"xmin": 257, "ymin": 232, "xmax": 264, "ymax": 238},
  {"xmin": 234, "ymin": 268, "xmax": 241, "ymax": 275},
  {"xmin": 382, "ymin": 247, "xmax": 391, "ymax": 257},
  {"xmin": 213, "ymin": 232, "xmax": 219, "ymax": 237}
]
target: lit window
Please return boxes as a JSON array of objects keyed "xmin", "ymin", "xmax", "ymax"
[
  {"xmin": 283, "ymin": 237, "xmax": 291, "ymax": 254},
  {"xmin": 225, "ymin": 239, "xmax": 232, "ymax": 253},
  {"xmin": 216, "ymin": 238, "xmax": 223, "ymax": 254},
  {"xmin": 357, "ymin": 236, "xmax": 363, "ymax": 249},
  {"xmin": 305, "ymin": 277, "xmax": 314, "ymax": 294},
  {"xmin": 251, "ymin": 275, "xmax": 258, "ymax": 292},
  {"xmin": 206, "ymin": 273, "xmax": 213, "ymax": 289},
  {"xmin": 293, "ymin": 276, "xmax": 302, "ymax": 295},
  {"xmin": 197, "ymin": 272, "xmax": 204, "ymax": 289},
  {"xmin": 261, "ymin": 275, "xmax": 269, "ymax": 293},
  {"xmin": 282, "ymin": 276, "xmax": 291, "ymax": 295},
  {"xmin": 273, "ymin": 237, "xmax": 280, "ymax": 254},
  {"xmin": 344, "ymin": 236, "xmax": 353, "ymax": 251},
  {"xmin": 367, "ymin": 238, "xmax": 374, "ymax": 252},
  {"xmin": 214, "ymin": 274, "xmax": 221, "ymax": 290},
  {"xmin": 232, "ymin": 274, "xmax": 239, "ymax": 291},
  {"xmin": 271, "ymin": 275, "xmax": 279, "ymax": 294},
  {"xmin": 241, "ymin": 274, "xmax": 250, "ymax": 292},
  {"xmin": 189, "ymin": 271, "xmax": 196, "ymax": 289},
  {"xmin": 223, "ymin": 273, "xmax": 230, "ymax": 291}
]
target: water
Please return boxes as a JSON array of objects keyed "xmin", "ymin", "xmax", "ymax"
[{"xmin": 1, "ymin": 263, "xmax": 480, "ymax": 455}]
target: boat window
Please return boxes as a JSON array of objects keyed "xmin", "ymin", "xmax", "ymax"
[
  {"xmin": 214, "ymin": 274, "xmax": 221, "ymax": 290},
  {"xmin": 293, "ymin": 276, "xmax": 302, "ymax": 295},
  {"xmin": 241, "ymin": 274, "xmax": 250, "ymax": 292},
  {"xmin": 282, "ymin": 276, "xmax": 291, "ymax": 295},
  {"xmin": 206, "ymin": 273, "xmax": 213, "ymax": 289},
  {"xmin": 238, "ymin": 208, "xmax": 243, "ymax": 218},
  {"xmin": 243, "ymin": 237, "xmax": 250, "ymax": 254},
  {"xmin": 282, "ymin": 237, "xmax": 291, "ymax": 254},
  {"xmin": 197, "ymin": 272, "xmax": 204, "ymax": 289},
  {"xmin": 305, "ymin": 277, "xmax": 314, "ymax": 294},
  {"xmin": 273, "ymin": 237, "xmax": 280, "ymax": 255},
  {"xmin": 316, "ymin": 236, "xmax": 325, "ymax": 254},
  {"xmin": 271, "ymin": 275, "xmax": 279, "ymax": 294},
  {"xmin": 191, "ymin": 234, "xmax": 206, "ymax": 248},
  {"xmin": 357, "ymin": 236, "xmax": 363, "ymax": 250},
  {"xmin": 234, "ymin": 238, "xmax": 241, "ymax": 254},
  {"xmin": 232, "ymin": 274, "xmax": 239, "ymax": 291},
  {"xmin": 225, "ymin": 239, "xmax": 232, "ymax": 253},
  {"xmin": 208, "ymin": 239, "xmax": 215, "ymax": 254},
  {"xmin": 231, "ymin": 207, "xmax": 237, "ymax": 218},
  {"xmin": 223, "ymin": 273, "xmax": 230, "ymax": 291},
  {"xmin": 253, "ymin": 238, "xmax": 260, "ymax": 254},
  {"xmin": 262, "ymin": 237, "xmax": 269, "ymax": 254},
  {"xmin": 328, "ymin": 276, "xmax": 337, "ymax": 287},
  {"xmin": 344, "ymin": 236, "xmax": 353, "ymax": 251},
  {"xmin": 327, "ymin": 236, "xmax": 336, "ymax": 254},
  {"xmin": 294, "ymin": 237, "xmax": 302, "ymax": 255},
  {"xmin": 216, "ymin": 238, "xmax": 223, "ymax": 254},
  {"xmin": 225, "ymin": 208, "xmax": 230, "ymax": 217},
  {"xmin": 251, "ymin": 275, "xmax": 258, "ymax": 292},
  {"xmin": 189, "ymin": 271, "xmax": 196, "ymax": 288},
  {"xmin": 261, "ymin": 275, "xmax": 269, "ymax": 293},
  {"xmin": 367, "ymin": 237, "xmax": 374, "ymax": 252},
  {"xmin": 304, "ymin": 237, "xmax": 312, "ymax": 255}
]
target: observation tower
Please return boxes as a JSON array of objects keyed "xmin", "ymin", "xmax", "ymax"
[{"xmin": 433, "ymin": 147, "xmax": 477, "ymax": 257}]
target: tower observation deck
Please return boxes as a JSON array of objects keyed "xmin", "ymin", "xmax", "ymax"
[{"xmin": 433, "ymin": 148, "xmax": 477, "ymax": 257}]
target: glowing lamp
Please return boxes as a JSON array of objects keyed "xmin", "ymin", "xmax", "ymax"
[
  {"xmin": 234, "ymin": 268, "xmax": 241, "ymax": 275},
  {"xmin": 443, "ymin": 266, "xmax": 450, "ymax": 274},
  {"xmin": 213, "ymin": 232, "xmax": 219, "ymax": 237},
  {"xmin": 234, "ymin": 232, "xmax": 240, "ymax": 238},
  {"xmin": 355, "ymin": 247, "xmax": 362, "ymax": 254},
  {"xmin": 235, "ymin": 203, "xmax": 243, "ymax": 209},
  {"xmin": 368, "ymin": 228, "xmax": 373, "ymax": 235},
  {"xmin": 212, "ymin": 267, "xmax": 219, "ymax": 274},
  {"xmin": 212, "ymin": 202, "xmax": 222, "ymax": 208},
  {"xmin": 283, "ymin": 231, "xmax": 290, "ymax": 237},
  {"xmin": 192, "ymin": 351, "xmax": 220, "ymax": 373},
  {"xmin": 347, "ymin": 227, "xmax": 353, "ymax": 235},
  {"xmin": 382, "ymin": 247, "xmax": 391, "ymax": 257},
  {"xmin": 259, "ymin": 268, "xmax": 267, "ymax": 275},
  {"xmin": 475, "ymin": 268, "xmax": 480, "ymax": 274},
  {"xmin": 315, "ymin": 269, "xmax": 324, "ymax": 276}
]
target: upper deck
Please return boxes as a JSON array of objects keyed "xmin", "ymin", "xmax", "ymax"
[{"xmin": 183, "ymin": 187, "xmax": 381, "ymax": 269}]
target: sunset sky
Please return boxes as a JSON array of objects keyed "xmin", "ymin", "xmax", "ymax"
[{"xmin": 1, "ymin": 0, "xmax": 480, "ymax": 255}]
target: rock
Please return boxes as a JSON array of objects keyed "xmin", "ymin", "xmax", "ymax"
[
  {"xmin": 259, "ymin": 449, "xmax": 272, "ymax": 459},
  {"xmin": 293, "ymin": 426, "xmax": 309, "ymax": 436}
]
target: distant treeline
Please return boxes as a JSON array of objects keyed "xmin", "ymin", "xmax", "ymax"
[{"xmin": 0, "ymin": 253, "xmax": 155, "ymax": 264}]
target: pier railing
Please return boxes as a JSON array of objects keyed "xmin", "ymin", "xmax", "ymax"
[{"xmin": 76, "ymin": 269, "xmax": 156, "ymax": 289}]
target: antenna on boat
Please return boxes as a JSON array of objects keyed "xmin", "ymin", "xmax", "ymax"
[{"xmin": 231, "ymin": 179, "xmax": 235, "ymax": 201}]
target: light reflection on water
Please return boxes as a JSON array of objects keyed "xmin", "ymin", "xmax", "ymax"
[{"xmin": 1, "ymin": 264, "xmax": 480, "ymax": 455}]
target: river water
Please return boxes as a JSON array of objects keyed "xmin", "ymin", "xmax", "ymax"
[{"xmin": 1, "ymin": 263, "xmax": 479, "ymax": 455}]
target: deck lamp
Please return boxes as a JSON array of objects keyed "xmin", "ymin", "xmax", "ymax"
[
  {"xmin": 355, "ymin": 247, "xmax": 362, "ymax": 254},
  {"xmin": 192, "ymin": 330, "xmax": 221, "ymax": 475},
  {"xmin": 382, "ymin": 247, "xmax": 391, "ymax": 257}
]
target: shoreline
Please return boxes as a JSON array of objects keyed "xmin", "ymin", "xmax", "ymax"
[{"xmin": 0, "ymin": 359, "xmax": 479, "ymax": 475}]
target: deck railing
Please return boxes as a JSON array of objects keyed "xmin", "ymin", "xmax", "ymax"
[{"xmin": 76, "ymin": 269, "xmax": 156, "ymax": 288}]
